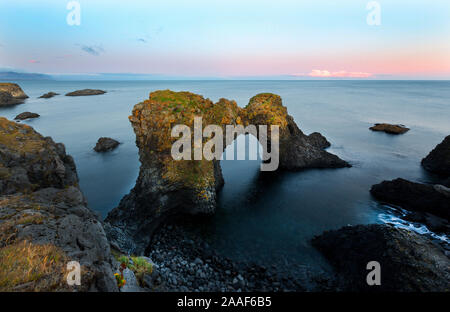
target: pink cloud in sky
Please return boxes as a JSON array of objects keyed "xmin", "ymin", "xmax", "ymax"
[
  {"xmin": 293, "ymin": 69, "xmax": 373, "ymax": 78},
  {"xmin": 29, "ymin": 59, "xmax": 40, "ymax": 64}
]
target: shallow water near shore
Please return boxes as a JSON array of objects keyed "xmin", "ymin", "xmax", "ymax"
[{"xmin": 1, "ymin": 80, "xmax": 449, "ymax": 272}]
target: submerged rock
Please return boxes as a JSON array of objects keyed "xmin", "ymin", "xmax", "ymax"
[
  {"xmin": 0, "ymin": 91, "xmax": 23, "ymax": 106},
  {"xmin": 0, "ymin": 82, "xmax": 28, "ymax": 99},
  {"xmin": 0, "ymin": 117, "xmax": 117, "ymax": 292},
  {"xmin": 370, "ymin": 178, "xmax": 450, "ymax": 221},
  {"xmin": 39, "ymin": 92, "xmax": 59, "ymax": 99},
  {"xmin": 14, "ymin": 112, "xmax": 40, "ymax": 120},
  {"xmin": 421, "ymin": 135, "xmax": 450, "ymax": 177},
  {"xmin": 65, "ymin": 89, "xmax": 106, "ymax": 96},
  {"xmin": 312, "ymin": 224, "xmax": 450, "ymax": 291},
  {"xmin": 105, "ymin": 90, "xmax": 349, "ymax": 254},
  {"xmin": 369, "ymin": 123, "xmax": 409, "ymax": 134},
  {"xmin": 94, "ymin": 137, "xmax": 120, "ymax": 152}
]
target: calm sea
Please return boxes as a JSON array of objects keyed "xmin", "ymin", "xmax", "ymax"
[{"xmin": 1, "ymin": 80, "xmax": 449, "ymax": 270}]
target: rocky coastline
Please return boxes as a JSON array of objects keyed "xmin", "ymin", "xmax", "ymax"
[
  {"xmin": 0, "ymin": 83, "xmax": 448, "ymax": 292},
  {"xmin": 0, "ymin": 117, "xmax": 117, "ymax": 291}
]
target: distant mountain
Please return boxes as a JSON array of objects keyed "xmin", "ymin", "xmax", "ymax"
[
  {"xmin": 0, "ymin": 71, "xmax": 53, "ymax": 80},
  {"xmin": 50, "ymin": 73, "xmax": 223, "ymax": 81}
]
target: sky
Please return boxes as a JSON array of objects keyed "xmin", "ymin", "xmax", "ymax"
[{"xmin": 0, "ymin": 0, "xmax": 449, "ymax": 79}]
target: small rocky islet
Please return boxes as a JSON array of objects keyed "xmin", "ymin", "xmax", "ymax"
[
  {"xmin": 369, "ymin": 123, "xmax": 409, "ymax": 134},
  {"xmin": 0, "ymin": 83, "xmax": 449, "ymax": 292},
  {"xmin": 94, "ymin": 137, "xmax": 120, "ymax": 152},
  {"xmin": 39, "ymin": 92, "xmax": 59, "ymax": 99},
  {"xmin": 14, "ymin": 112, "xmax": 40, "ymax": 121},
  {"xmin": 65, "ymin": 89, "xmax": 106, "ymax": 96}
]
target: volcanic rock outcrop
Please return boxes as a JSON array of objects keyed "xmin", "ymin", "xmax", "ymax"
[
  {"xmin": 0, "ymin": 83, "xmax": 28, "ymax": 99},
  {"xmin": 312, "ymin": 224, "xmax": 450, "ymax": 292},
  {"xmin": 106, "ymin": 90, "xmax": 349, "ymax": 253},
  {"xmin": 370, "ymin": 178, "xmax": 450, "ymax": 221},
  {"xmin": 0, "ymin": 91, "xmax": 23, "ymax": 106},
  {"xmin": 421, "ymin": 135, "xmax": 450, "ymax": 177},
  {"xmin": 0, "ymin": 117, "xmax": 117, "ymax": 291}
]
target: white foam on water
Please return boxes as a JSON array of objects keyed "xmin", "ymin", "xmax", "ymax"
[{"xmin": 378, "ymin": 206, "xmax": 449, "ymax": 243}]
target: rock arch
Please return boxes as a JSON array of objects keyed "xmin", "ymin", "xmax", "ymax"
[{"xmin": 105, "ymin": 90, "xmax": 349, "ymax": 253}]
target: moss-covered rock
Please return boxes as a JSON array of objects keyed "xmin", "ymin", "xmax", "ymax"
[
  {"xmin": 0, "ymin": 118, "xmax": 117, "ymax": 292},
  {"xmin": 0, "ymin": 83, "xmax": 28, "ymax": 99},
  {"xmin": 0, "ymin": 117, "xmax": 78, "ymax": 194}
]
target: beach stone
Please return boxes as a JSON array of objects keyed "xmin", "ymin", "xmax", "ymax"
[{"xmin": 120, "ymin": 268, "xmax": 142, "ymax": 292}]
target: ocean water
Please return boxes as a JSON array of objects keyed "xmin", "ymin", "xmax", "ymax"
[{"xmin": 1, "ymin": 80, "xmax": 449, "ymax": 270}]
